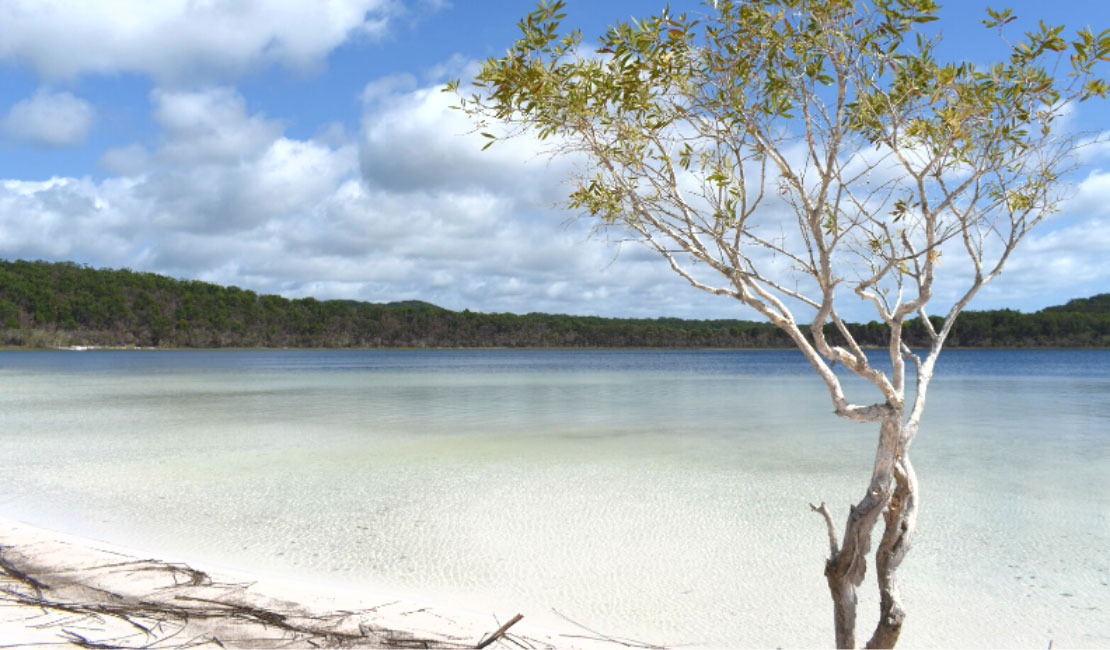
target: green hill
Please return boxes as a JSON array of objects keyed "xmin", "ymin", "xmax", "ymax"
[
  {"xmin": 0, "ymin": 259, "xmax": 787, "ymax": 348},
  {"xmin": 1041, "ymin": 293, "xmax": 1110, "ymax": 314},
  {"xmin": 1, "ymin": 259, "xmax": 1107, "ymax": 349}
]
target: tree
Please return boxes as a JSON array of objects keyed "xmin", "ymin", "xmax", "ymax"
[{"xmin": 449, "ymin": 1, "xmax": 1110, "ymax": 646}]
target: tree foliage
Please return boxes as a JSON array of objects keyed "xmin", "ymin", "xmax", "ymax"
[
  {"xmin": 0, "ymin": 259, "xmax": 790, "ymax": 348},
  {"xmin": 452, "ymin": 1, "xmax": 1110, "ymax": 646},
  {"xmin": 2, "ymin": 260, "xmax": 1106, "ymax": 350}
]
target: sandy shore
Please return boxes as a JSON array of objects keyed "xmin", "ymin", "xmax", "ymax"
[{"xmin": 0, "ymin": 518, "xmax": 640, "ymax": 649}]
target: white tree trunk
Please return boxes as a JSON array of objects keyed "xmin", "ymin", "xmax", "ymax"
[
  {"xmin": 816, "ymin": 413, "xmax": 917, "ymax": 649},
  {"xmin": 867, "ymin": 453, "xmax": 918, "ymax": 648}
]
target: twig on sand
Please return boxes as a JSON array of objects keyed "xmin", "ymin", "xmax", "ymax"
[
  {"xmin": 476, "ymin": 613, "xmax": 523, "ymax": 649},
  {"xmin": 551, "ymin": 609, "xmax": 665, "ymax": 649}
]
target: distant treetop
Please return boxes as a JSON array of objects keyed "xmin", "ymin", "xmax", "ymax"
[{"xmin": 1042, "ymin": 294, "xmax": 1110, "ymax": 313}]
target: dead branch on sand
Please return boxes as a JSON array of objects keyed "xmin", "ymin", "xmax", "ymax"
[{"xmin": 0, "ymin": 535, "xmax": 561, "ymax": 650}]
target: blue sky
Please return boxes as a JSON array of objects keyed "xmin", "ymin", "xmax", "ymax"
[{"xmin": 1, "ymin": 0, "xmax": 1108, "ymax": 321}]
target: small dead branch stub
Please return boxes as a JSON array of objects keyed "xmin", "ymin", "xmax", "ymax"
[{"xmin": 476, "ymin": 613, "xmax": 523, "ymax": 649}]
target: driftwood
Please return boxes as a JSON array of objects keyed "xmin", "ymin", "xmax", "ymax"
[
  {"xmin": 0, "ymin": 526, "xmax": 617, "ymax": 650},
  {"xmin": 0, "ymin": 552, "xmax": 443, "ymax": 648}
]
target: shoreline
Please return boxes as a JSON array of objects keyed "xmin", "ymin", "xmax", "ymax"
[{"xmin": 0, "ymin": 517, "xmax": 628, "ymax": 649}]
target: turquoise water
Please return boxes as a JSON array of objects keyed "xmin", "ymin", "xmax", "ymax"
[{"xmin": 0, "ymin": 349, "xmax": 1106, "ymax": 647}]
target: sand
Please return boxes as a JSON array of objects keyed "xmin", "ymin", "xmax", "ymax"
[{"xmin": 0, "ymin": 517, "xmax": 636, "ymax": 649}]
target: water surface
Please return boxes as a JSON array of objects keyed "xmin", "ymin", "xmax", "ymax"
[{"xmin": 0, "ymin": 349, "xmax": 1106, "ymax": 647}]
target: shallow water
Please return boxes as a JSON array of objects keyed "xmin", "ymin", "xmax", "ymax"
[{"xmin": 1, "ymin": 349, "xmax": 1107, "ymax": 647}]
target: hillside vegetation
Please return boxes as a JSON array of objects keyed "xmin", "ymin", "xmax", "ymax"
[{"xmin": 1, "ymin": 259, "xmax": 1107, "ymax": 349}]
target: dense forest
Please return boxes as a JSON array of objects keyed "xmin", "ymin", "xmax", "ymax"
[{"xmin": 1, "ymin": 259, "xmax": 1108, "ymax": 349}]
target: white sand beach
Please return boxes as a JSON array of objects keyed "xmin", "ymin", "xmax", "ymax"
[{"xmin": 0, "ymin": 517, "xmax": 631, "ymax": 649}]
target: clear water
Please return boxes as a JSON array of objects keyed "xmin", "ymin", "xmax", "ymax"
[{"xmin": 0, "ymin": 349, "xmax": 1106, "ymax": 647}]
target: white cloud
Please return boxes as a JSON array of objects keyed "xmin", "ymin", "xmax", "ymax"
[
  {"xmin": 0, "ymin": 86, "xmax": 364, "ymax": 274},
  {"xmin": 3, "ymin": 55, "xmax": 1105, "ymax": 322},
  {"xmin": 0, "ymin": 0, "xmax": 396, "ymax": 83},
  {"xmin": 151, "ymin": 88, "xmax": 283, "ymax": 164},
  {"xmin": 360, "ymin": 74, "xmax": 419, "ymax": 107},
  {"xmin": 2, "ymin": 89, "xmax": 95, "ymax": 147},
  {"xmin": 1068, "ymin": 168, "xmax": 1110, "ymax": 217},
  {"xmin": 359, "ymin": 80, "xmax": 573, "ymax": 205},
  {"xmin": 101, "ymin": 87, "xmax": 358, "ymax": 235},
  {"xmin": 0, "ymin": 177, "xmax": 140, "ymax": 262},
  {"xmin": 0, "ymin": 98, "xmax": 728, "ymax": 319},
  {"xmin": 99, "ymin": 144, "xmax": 151, "ymax": 175}
]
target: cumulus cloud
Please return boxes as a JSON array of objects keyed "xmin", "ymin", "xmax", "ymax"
[
  {"xmin": 0, "ymin": 0, "xmax": 396, "ymax": 83},
  {"xmin": 0, "ymin": 75, "xmax": 734, "ymax": 318},
  {"xmin": 2, "ymin": 89, "xmax": 94, "ymax": 147},
  {"xmin": 1, "ymin": 86, "xmax": 362, "ymax": 275},
  {"xmin": 151, "ymin": 88, "xmax": 284, "ymax": 164},
  {"xmin": 0, "ymin": 177, "xmax": 139, "ymax": 262},
  {"xmin": 98, "ymin": 145, "xmax": 151, "ymax": 176},
  {"xmin": 4, "ymin": 53, "xmax": 1106, "ymax": 321},
  {"xmin": 1067, "ymin": 168, "xmax": 1110, "ymax": 217},
  {"xmin": 101, "ymin": 87, "xmax": 355, "ymax": 235},
  {"xmin": 359, "ymin": 82, "xmax": 571, "ymax": 202}
]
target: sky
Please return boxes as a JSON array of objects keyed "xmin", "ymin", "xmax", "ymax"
[{"xmin": 0, "ymin": 0, "xmax": 1108, "ymax": 322}]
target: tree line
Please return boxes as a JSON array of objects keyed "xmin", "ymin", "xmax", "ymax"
[{"xmin": 1, "ymin": 259, "xmax": 1107, "ymax": 349}]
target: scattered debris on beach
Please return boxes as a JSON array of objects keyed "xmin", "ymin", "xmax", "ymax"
[{"xmin": 0, "ymin": 521, "xmax": 633, "ymax": 649}]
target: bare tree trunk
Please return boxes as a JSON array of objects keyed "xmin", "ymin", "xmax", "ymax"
[
  {"xmin": 820, "ymin": 414, "xmax": 902, "ymax": 649},
  {"xmin": 827, "ymin": 572, "xmax": 860, "ymax": 649},
  {"xmin": 866, "ymin": 453, "xmax": 919, "ymax": 649}
]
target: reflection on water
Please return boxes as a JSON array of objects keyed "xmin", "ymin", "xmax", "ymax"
[{"xmin": 1, "ymin": 349, "xmax": 1107, "ymax": 647}]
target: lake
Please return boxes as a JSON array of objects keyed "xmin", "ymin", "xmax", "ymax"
[{"xmin": 0, "ymin": 349, "xmax": 1106, "ymax": 647}]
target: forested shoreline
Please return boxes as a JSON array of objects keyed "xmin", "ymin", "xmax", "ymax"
[{"xmin": 1, "ymin": 259, "xmax": 1108, "ymax": 349}]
